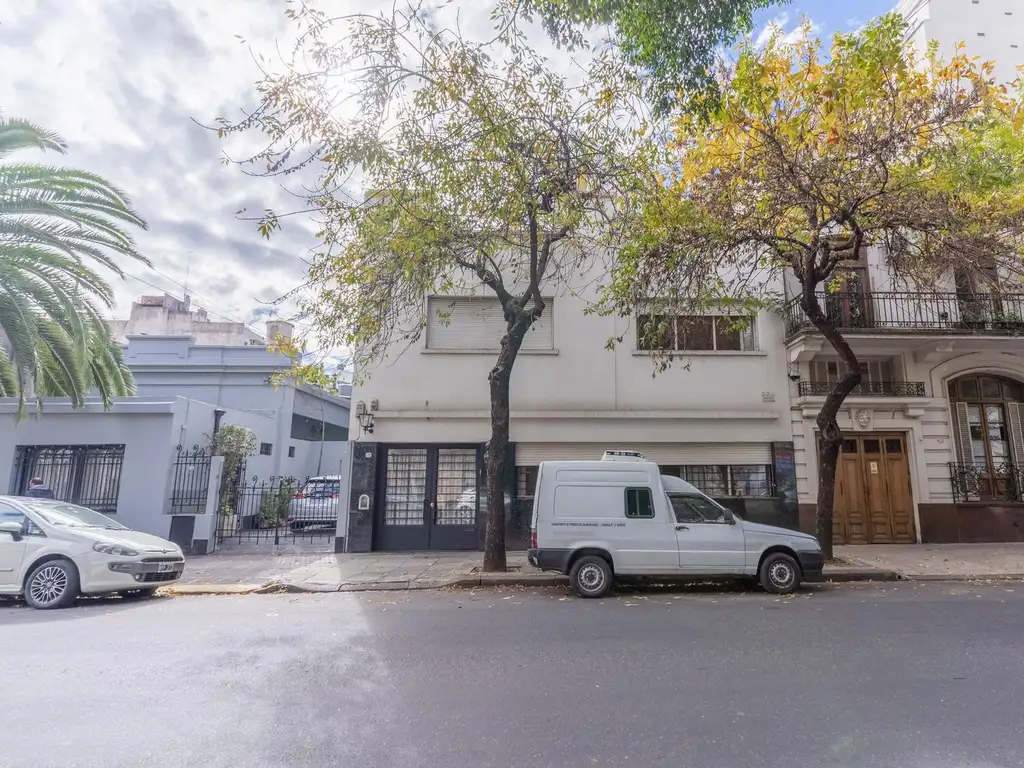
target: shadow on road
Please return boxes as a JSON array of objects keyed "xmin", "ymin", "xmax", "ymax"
[{"xmin": 0, "ymin": 593, "xmax": 172, "ymax": 622}]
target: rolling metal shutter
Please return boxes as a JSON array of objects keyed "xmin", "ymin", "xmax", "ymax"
[
  {"xmin": 514, "ymin": 443, "xmax": 772, "ymax": 466},
  {"xmin": 425, "ymin": 297, "xmax": 553, "ymax": 351}
]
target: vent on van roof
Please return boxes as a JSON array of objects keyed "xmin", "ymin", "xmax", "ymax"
[{"xmin": 601, "ymin": 450, "xmax": 648, "ymax": 462}]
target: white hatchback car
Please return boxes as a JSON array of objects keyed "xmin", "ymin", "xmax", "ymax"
[{"xmin": 0, "ymin": 496, "xmax": 185, "ymax": 609}]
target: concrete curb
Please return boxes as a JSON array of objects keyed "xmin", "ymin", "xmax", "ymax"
[
  {"xmin": 897, "ymin": 573, "xmax": 1024, "ymax": 582},
  {"xmin": 160, "ymin": 584, "xmax": 267, "ymax": 596},
  {"xmin": 817, "ymin": 568, "xmax": 902, "ymax": 583},
  {"xmin": 168, "ymin": 568, "xmax": 1024, "ymax": 595}
]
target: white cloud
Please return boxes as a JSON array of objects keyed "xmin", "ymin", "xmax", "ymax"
[
  {"xmin": 753, "ymin": 12, "xmax": 822, "ymax": 49},
  {"xmin": 755, "ymin": 13, "xmax": 791, "ymax": 48},
  {"xmin": 0, "ymin": 0, "xmax": 583, "ymax": 354}
]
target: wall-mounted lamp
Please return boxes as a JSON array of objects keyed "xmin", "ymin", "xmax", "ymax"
[
  {"xmin": 356, "ymin": 400, "xmax": 375, "ymax": 435},
  {"xmin": 358, "ymin": 411, "xmax": 375, "ymax": 435}
]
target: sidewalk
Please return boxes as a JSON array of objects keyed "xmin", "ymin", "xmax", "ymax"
[
  {"xmin": 168, "ymin": 550, "xmax": 896, "ymax": 594},
  {"xmin": 836, "ymin": 543, "xmax": 1024, "ymax": 580}
]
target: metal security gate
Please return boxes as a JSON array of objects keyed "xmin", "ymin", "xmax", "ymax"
[
  {"xmin": 376, "ymin": 445, "xmax": 480, "ymax": 550},
  {"xmin": 168, "ymin": 446, "xmax": 212, "ymax": 515},
  {"xmin": 214, "ymin": 472, "xmax": 339, "ymax": 551},
  {"xmin": 10, "ymin": 444, "xmax": 125, "ymax": 515}
]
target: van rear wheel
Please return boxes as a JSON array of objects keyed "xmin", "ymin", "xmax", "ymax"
[
  {"xmin": 570, "ymin": 555, "xmax": 612, "ymax": 598},
  {"xmin": 759, "ymin": 552, "xmax": 801, "ymax": 595}
]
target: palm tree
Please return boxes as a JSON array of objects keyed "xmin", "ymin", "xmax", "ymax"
[{"xmin": 0, "ymin": 113, "xmax": 149, "ymax": 416}]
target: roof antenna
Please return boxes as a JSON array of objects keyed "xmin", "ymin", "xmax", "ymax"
[{"xmin": 184, "ymin": 251, "xmax": 194, "ymax": 301}]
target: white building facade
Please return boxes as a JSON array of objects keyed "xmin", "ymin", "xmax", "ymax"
[
  {"xmin": 897, "ymin": 0, "xmax": 1023, "ymax": 87},
  {"xmin": 109, "ymin": 293, "xmax": 266, "ymax": 346},
  {"xmin": 346, "ymin": 279, "xmax": 799, "ymax": 552},
  {"xmin": 344, "ymin": 3, "xmax": 1024, "ymax": 552}
]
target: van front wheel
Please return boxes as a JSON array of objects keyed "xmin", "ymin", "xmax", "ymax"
[
  {"xmin": 570, "ymin": 555, "xmax": 612, "ymax": 598},
  {"xmin": 759, "ymin": 552, "xmax": 801, "ymax": 595}
]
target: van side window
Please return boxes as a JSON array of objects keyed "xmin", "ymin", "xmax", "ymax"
[
  {"xmin": 668, "ymin": 494, "xmax": 729, "ymax": 524},
  {"xmin": 624, "ymin": 488, "xmax": 655, "ymax": 519}
]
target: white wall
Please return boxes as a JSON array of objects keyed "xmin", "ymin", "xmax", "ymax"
[
  {"xmin": 351, "ymin": 279, "xmax": 793, "ymax": 447},
  {"xmin": 0, "ymin": 400, "xmax": 181, "ymax": 537},
  {"xmin": 900, "ymin": 0, "xmax": 1024, "ymax": 87}
]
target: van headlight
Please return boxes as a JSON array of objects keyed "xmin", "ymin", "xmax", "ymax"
[{"xmin": 93, "ymin": 542, "xmax": 139, "ymax": 557}]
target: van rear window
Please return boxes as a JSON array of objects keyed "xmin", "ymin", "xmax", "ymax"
[{"xmin": 625, "ymin": 488, "xmax": 655, "ymax": 519}]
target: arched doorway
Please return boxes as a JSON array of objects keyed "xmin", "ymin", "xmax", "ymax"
[{"xmin": 948, "ymin": 374, "xmax": 1024, "ymax": 502}]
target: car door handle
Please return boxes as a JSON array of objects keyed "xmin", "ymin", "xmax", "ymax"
[{"xmin": 675, "ymin": 525, "xmax": 689, "ymax": 531}]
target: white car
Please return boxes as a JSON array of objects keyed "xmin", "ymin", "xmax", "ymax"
[
  {"xmin": 286, "ymin": 476, "xmax": 341, "ymax": 531},
  {"xmin": 0, "ymin": 496, "xmax": 185, "ymax": 609}
]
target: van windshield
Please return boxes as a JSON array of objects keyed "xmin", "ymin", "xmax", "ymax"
[{"xmin": 667, "ymin": 494, "xmax": 733, "ymax": 524}]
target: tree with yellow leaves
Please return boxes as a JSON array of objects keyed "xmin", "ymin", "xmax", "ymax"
[{"xmin": 604, "ymin": 14, "xmax": 1024, "ymax": 556}]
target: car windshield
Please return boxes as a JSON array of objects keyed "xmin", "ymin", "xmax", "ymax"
[
  {"xmin": 667, "ymin": 493, "xmax": 731, "ymax": 524},
  {"xmin": 22, "ymin": 501, "xmax": 127, "ymax": 530},
  {"xmin": 301, "ymin": 480, "xmax": 340, "ymax": 497}
]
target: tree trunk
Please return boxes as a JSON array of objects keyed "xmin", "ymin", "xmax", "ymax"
[
  {"xmin": 801, "ymin": 292, "xmax": 862, "ymax": 561},
  {"xmin": 482, "ymin": 319, "xmax": 530, "ymax": 572}
]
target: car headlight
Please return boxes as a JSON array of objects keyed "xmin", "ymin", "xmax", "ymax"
[{"xmin": 93, "ymin": 542, "xmax": 139, "ymax": 557}]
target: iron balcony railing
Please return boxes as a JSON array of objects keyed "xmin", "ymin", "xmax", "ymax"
[
  {"xmin": 797, "ymin": 381, "xmax": 926, "ymax": 397},
  {"xmin": 784, "ymin": 292, "xmax": 1024, "ymax": 340},
  {"xmin": 949, "ymin": 462, "xmax": 1024, "ymax": 504}
]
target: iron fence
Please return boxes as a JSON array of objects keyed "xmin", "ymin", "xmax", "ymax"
[
  {"xmin": 215, "ymin": 474, "xmax": 339, "ymax": 547},
  {"xmin": 949, "ymin": 462, "xmax": 1024, "ymax": 503},
  {"xmin": 10, "ymin": 444, "xmax": 125, "ymax": 515},
  {"xmin": 168, "ymin": 445, "xmax": 212, "ymax": 515},
  {"xmin": 784, "ymin": 292, "xmax": 1024, "ymax": 340},
  {"xmin": 797, "ymin": 381, "xmax": 927, "ymax": 397}
]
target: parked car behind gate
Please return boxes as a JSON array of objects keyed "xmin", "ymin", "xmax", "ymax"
[
  {"xmin": 527, "ymin": 451, "xmax": 824, "ymax": 598},
  {"xmin": 286, "ymin": 476, "xmax": 341, "ymax": 531},
  {"xmin": 0, "ymin": 496, "xmax": 185, "ymax": 609}
]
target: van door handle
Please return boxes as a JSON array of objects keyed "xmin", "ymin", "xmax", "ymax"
[{"xmin": 675, "ymin": 525, "xmax": 689, "ymax": 531}]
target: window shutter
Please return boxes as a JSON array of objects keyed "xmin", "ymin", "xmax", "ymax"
[
  {"xmin": 954, "ymin": 401, "xmax": 974, "ymax": 466},
  {"xmin": 1007, "ymin": 403, "xmax": 1024, "ymax": 466},
  {"xmin": 426, "ymin": 297, "xmax": 553, "ymax": 351}
]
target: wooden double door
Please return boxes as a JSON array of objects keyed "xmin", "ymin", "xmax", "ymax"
[{"xmin": 833, "ymin": 434, "xmax": 916, "ymax": 545}]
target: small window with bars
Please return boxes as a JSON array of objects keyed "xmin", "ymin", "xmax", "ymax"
[
  {"xmin": 660, "ymin": 465, "xmax": 774, "ymax": 497},
  {"xmin": 516, "ymin": 466, "xmax": 539, "ymax": 498}
]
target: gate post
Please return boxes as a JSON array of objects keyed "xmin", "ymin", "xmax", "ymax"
[
  {"xmin": 346, "ymin": 443, "xmax": 378, "ymax": 552},
  {"xmin": 191, "ymin": 456, "xmax": 224, "ymax": 555},
  {"xmin": 334, "ymin": 443, "xmax": 354, "ymax": 553}
]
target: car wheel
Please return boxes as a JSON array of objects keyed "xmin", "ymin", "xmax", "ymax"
[
  {"xmin": 289, "ymin": 521, "xmax": 306, "ymax": 532},
  {"xmin": 759, "ymin": 552, "xmax": 801, "ymax": 595},
  {"xmin": 120, "ymin": 588, "xmax": 159, "ymax": 600},
  {"xmin": 24, "ymin": 559, "xmax": 80, "ymax": 610},
  {"xmin": 570, "ymin": 555, "xmax": 613, "ymax": 598}
]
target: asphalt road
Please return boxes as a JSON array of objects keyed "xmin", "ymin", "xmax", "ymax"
[{"xmin": 2, "ymin": 581, "xmax": 1023, "ymax": 768}]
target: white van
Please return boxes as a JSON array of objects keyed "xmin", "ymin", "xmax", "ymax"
[{"xmin": 527, "ymin": 451, "xmax": 824, "ymax": 597}]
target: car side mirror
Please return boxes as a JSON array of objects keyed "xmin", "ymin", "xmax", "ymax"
[
  {"xmin": 722, "ymin": 510, "xmax": 736, "ymax": 525},
  {"xmin": 0, "ymin": 521, "xmax": 23, "ymax": 541}
]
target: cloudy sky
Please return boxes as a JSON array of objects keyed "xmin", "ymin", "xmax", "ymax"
[{"xmin": 0, "ymin": 0, "xmax": 894, "ymax": 341}]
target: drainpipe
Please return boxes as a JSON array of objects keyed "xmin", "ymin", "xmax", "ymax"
[{"xmin": 213, "ymin": 409, "xmax": 226, "ymax": 436}]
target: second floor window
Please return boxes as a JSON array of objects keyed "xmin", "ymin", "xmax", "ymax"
[
  {"xmin": 811, "ymin": 359, "xmax": 893, "ymax": 385},
  {"xmin": 637, "ymin": 314, "xmax": 758, "ymax": 352},
  {"xmin": 426, "ymin": 296, "xmax": 554, "ymax": 352}
]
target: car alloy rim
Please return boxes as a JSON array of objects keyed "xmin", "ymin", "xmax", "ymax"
[
  {"xmin": 578, "ymin": 563, "xmax": 605, "ymax": 593},
  {"xmin": 29, "ymin": 565, "xmax": 68, "ymax": 606},
  {"xmin": 769, "ymin": 562, "xmax": 794, "ymax": 588}
]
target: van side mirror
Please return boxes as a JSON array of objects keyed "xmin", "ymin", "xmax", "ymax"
[{"xmin": 0, "ymin": 521, "xmax": 23, "ymax": 541}]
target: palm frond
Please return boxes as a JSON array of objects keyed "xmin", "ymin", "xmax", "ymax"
[{"xmin": 0, "ymin": 111, "xmax": 148, "ymax": 415}]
